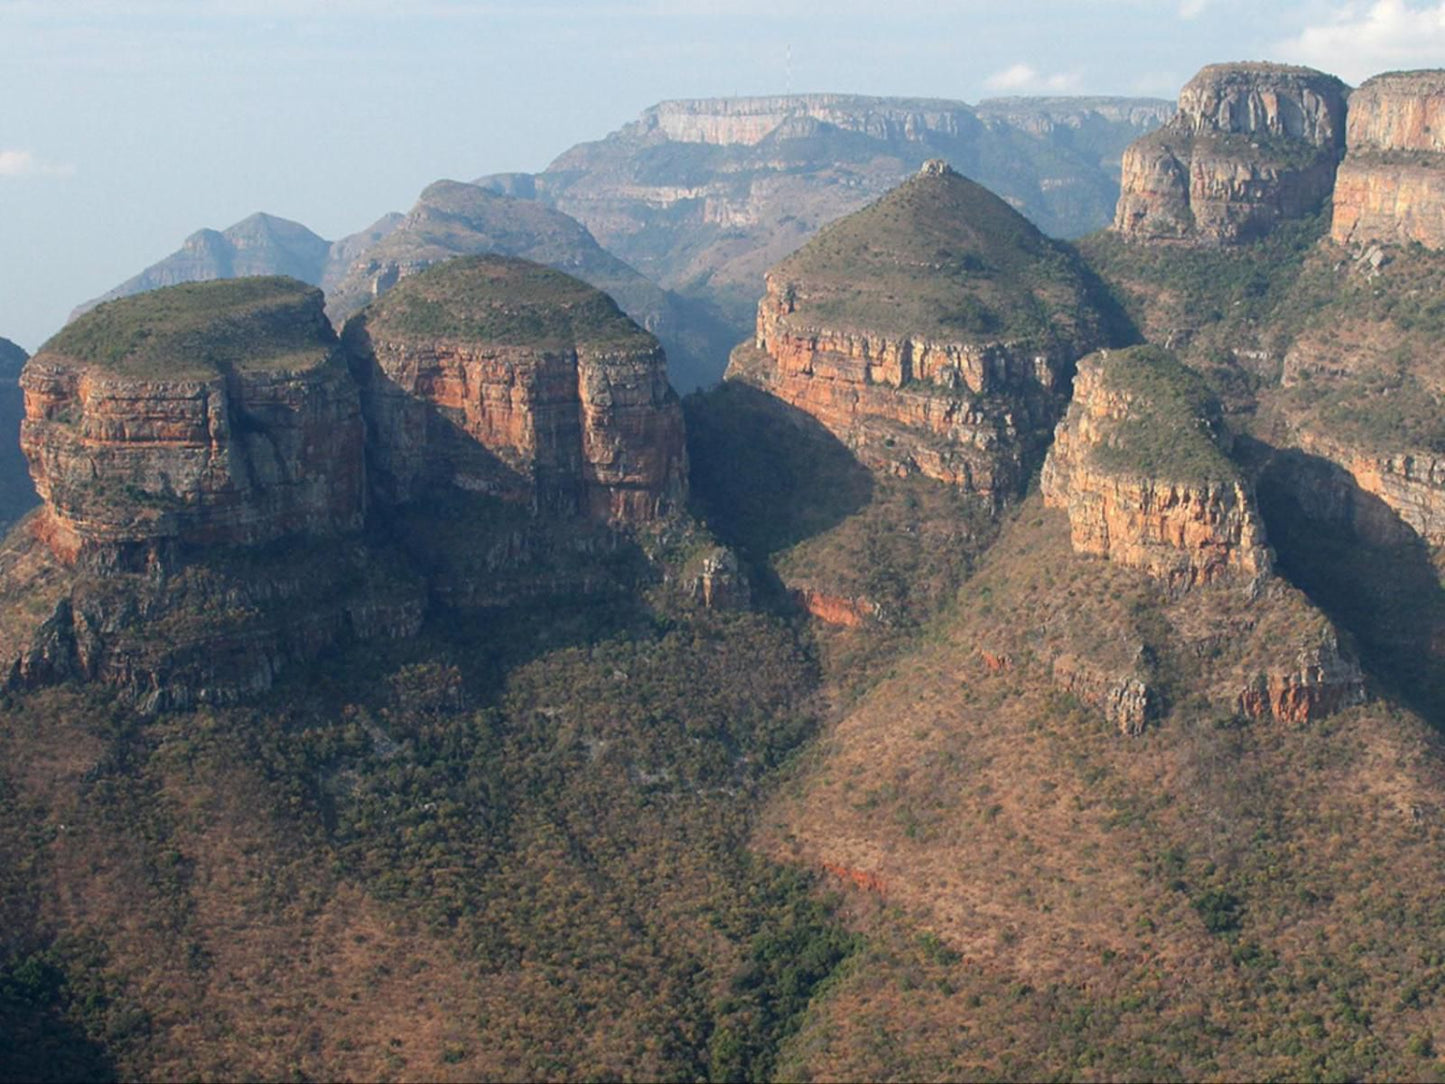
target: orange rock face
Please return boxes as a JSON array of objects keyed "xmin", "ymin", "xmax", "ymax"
[
  {"xmin": 1331, "ymin": 71, "xmax": 1445, "ymax": 248},
  {"xmin": 1115, "ymin": 63, "xmax": 1347, "ymax": 245},
  {"xmin": 20, "ymin": 330, "xmax": 365, "ymax": 567},
  {"xmin": 344, "ymin": 257, "xmax": 687, "ymax": 526},
  {"xmin": 727, "ymin": 278, "xmax": 1070, "ymax": 497},
  {"xmin": 1236, "ymin": 639, "xmax": 1364, "ymax": 723},
  {"xmin": 348, "ymin": 332, "xmax": 686, "ymax": 524},
  {"xmin": 1041, "ymin": 350, "xmax": 1272, "ymax": 590},
  {"xmin": 792, "ymin": 588, "xmax": 876, "ymax": 628}
]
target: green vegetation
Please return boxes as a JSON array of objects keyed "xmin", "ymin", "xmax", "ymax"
[
  {"xmin": 1087, "ymin": 345, "xmax": 1241, "ymax": 484},
  {"xmin": 43, "ymin": 277, "xmax": 334, "ymax": 378},
  {"xmin": 357, "ymin": 254, "xmax": 655, "ymax": 352},
  {"xmin": 775, "ymin": 168, "xmax": 1106, "ymax": 347}
]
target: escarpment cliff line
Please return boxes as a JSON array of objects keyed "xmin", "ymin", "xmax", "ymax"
[
  {"xmin": 1114, "ymin": 62, "xmax": 1348, "ymax": 245},
  {"xmin": 345, "ymin": 254, "xmax": 687, "ymax": 524},
  {"xmin": 21, "ymin": 279, "xmax": 365, "ymax": 567},
  {"xmin": 4, "ymin": 278, "xmax": 421, "ymax": 709},
  {"xmin": 1041, "ymin": 346, "xmax": 1271, "ymax": 590},
  {"xmin": 727, "ymin": 161, "xmax": 1108, "ymax": 498},
  {"xmin": 1332, "ymin": 70, "xmax": 1445, "ymax": 249}
]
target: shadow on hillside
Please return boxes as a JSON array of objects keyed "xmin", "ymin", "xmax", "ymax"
[
  {"xmin": 683, "ymin": 381, "xmax": 874, "ymax": 560},
  {"xmin": 1255, "ymin": 442, "xmax": 1445, "ymax": 730}
]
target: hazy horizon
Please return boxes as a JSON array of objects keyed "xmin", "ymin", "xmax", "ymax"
[{"xmin": 5, "ymin": 0, "xmax": 1445, "ymax": 351}]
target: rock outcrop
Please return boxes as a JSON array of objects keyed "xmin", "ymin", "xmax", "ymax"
[
  {"xmin": 4, "ymin": 279, "xmax": 423, "ymax": 709},
  {"xmin": 343, "ymin": 255, "xmax": 686, "ymax": 524},
  {"xmin": 1042, "ymin": 346, "xmax": 1271, "ymax": 589},
  {"xmin": 1114, "ymin": 63, "xmax": 1348, "ymax": 244},
  {"xmin": 726, "ymin": 161, "xmax": 1109, "ymax": 498},
  {"xmin": 1331, "ymin": 70, "xmax": 1445, "ymax": 249},
  {"xmin": 22, "ymin": 279, "xmax": 365, "ymax": 567},
  {"xmin": 1236, "ymin": 633, "xmax": 1365, "ymax": 723}
]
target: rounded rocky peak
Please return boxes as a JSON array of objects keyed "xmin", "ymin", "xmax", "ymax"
[
  {"xmin": 351, "ymin": 254, "xmax": 656, "ymax": 353},
  {"xmin": 771, "ymin": 165, "xmax": 1105, "ymax": 345},
  {"xmin": 1175, "ymin": 60, "xmax": 1349, "ymax": 148},
  {"xmin": 40, "ymin": 277, "xmax": 335, "ymax": 380}
]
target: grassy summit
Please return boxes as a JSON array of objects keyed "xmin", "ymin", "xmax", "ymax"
[
  {"xmin": 772, "ymin": 162, "xmax": 1105, "ymax": 344},
  {"xmin": 1088, "ymin": 345, "xmax": 1240, "ymax": 484},
  {"xmin": 356, "ymin": 254, "xmax": 656, "ymax": 352},
  {"xmin": 44, "ymin": 277, "xmax": 335, "ymax": 379}
]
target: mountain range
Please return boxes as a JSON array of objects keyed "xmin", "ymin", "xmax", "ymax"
[{"xmin": 5, "ymin": 62, "xmax": 1445, "ymax": 1082}]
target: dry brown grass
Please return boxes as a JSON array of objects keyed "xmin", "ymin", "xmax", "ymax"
[{"xmin": 759, "ymin": 497, "xmax": 1445, "ymax": 1081}]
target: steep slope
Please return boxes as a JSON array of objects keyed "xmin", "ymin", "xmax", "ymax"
[
  {"xmin": 0, "ymin": 336, "xmax": 38, "ymax": 530},
  {"xmin": 342, "ymin": 254, "xmax": 686, "ymax": 524},
  {"xmin": 2, "ymin": 279, "xmax": 422, "ymax": 709},
  {"xmin": 70, "ymin": 214, "xmax": 333, "ymax": 320},
  {"xmin": 1042, "ymin": 346, "xmax": 1271, "ymax": 591},
  {"xmin": 24, "ymin": 279, "xmax": 366, "ymax": 565},
  {"xmin": 727, "ymin": 161, "xmax": 1112, "ymax": 499},
  {"xmin": 759, "ymin": 496, "xmax": 1441, "ymax": 1082},
  {"xmin": 1114, "ymin": 63, "xmax": 1348, "ymax": 245},
  {"xmin": 1332, "ymin": 70, "xmax": 1445, "ymax": 249},
  {"xmin": 477, "ymin": 93, "xmax": 1171, "ymax": 335}
]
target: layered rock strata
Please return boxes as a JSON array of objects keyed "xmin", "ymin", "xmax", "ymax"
[
  {"xmin": 1042, "ymin": 346, "xmax": 1271, "ymax": 590},
  {"xmin": 1115, "ymin": 62, "xmax": 1348, "ymax": 244},
  {"xmin": 1331, "ymin": 70, "xmax": 1445, "ymax": 249},
  {"xmin": 727, "ymin": 161, "xmax": 1107, "ymax": 498},
  {"xmin": 1236, "ymin": 636, "xmax": 1364, "ymax": 723},
  {"xmin": 21, "ymin": 279, "xmax": 365, "ymax": 567},
  {"xmin": 344, "ymin": 255, "xmax": 686, "ymax": 524},
  {"xmin": 4, "ymin": 279, "xmax": 423, "ymax": 708}
]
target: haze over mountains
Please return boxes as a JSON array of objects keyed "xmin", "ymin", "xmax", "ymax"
[
  {"xmin": 70, "ymin": 92, "xmax": 1170, "ymax": 389},
  {"xmin": 8, "ymin": 60, "xmax": 1445, "ymax": 1082}
]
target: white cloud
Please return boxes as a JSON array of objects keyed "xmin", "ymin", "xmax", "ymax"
[
  {"xmin": 0, "ymin": 149, "xmax": 76, "ymax": 179},
  {"xmin": 1178, "ymin": 0, "xmax": 1208, "ymax": 18},
  {"xmin": 1278, "ymin": 0, "xmax": 1445, "ymax": 84},
  {"xmin": 983, "ymin": 63, "xmax": 1081, "ymax": 94}
]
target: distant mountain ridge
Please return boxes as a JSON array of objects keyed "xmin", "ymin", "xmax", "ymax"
[
  {"xmin": 73, "ymin": 92, "xmax": 1172, "ymax": 390},
  {"xmin": 475, "ymin": 92, "xmax": 1172, "ymax": 340},
  {"xmin": 70, "ymin": 213, "xmax": 337, "ymax": 321}
]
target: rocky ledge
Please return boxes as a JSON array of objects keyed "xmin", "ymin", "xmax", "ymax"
[
  {"xmin": 1114, "ymin": 62, "xmax": 1348, "ymax": 245},
  {"xmin": 21, "ymin": 278, "xmax": 364, "ymax": 568},
  {"xmin": 343, "ymin": 255, "xmax": 686, "ymax": 524},
  {"xmin": 1041, "ymin": 346, "xmax": 1272, "ymax": 590},
  {"xmin": 726, "ymin": 161, "xmax": 1107, "ymax": 498},
  {"xmin": 1331, "ymin": 70, "xmax": 1445, "ymax": 249}
]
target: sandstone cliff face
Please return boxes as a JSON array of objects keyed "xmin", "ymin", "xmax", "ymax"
[
  {"xmin": 1236, "ymin": 634, "xmax": 1364, "ymax": 723},
  {"xmin": 1041, "ymin": 347, "xmax": 1271, "ymax": 590},
  {"xmin": 1331, "ymin": 71, "xmax": 1445, "ymax": 248},
  {"xmin": 345, "ymin": 255, "xmax": 686, "ymax": 525},
  {"xmin": 1289, "ymin": 426, "xmax": 1445, "ymax": 547},
  {"xmin": 727, "ymin": 163, "xmax": 1107, "ymax": 498},
  {"xmin": 1115, "ymin": 63, "xmax": 1348, "ymax": 244},
  {"xmin": 22, "ymin": 281, "xmax": 365, "ymax": 567},
  {"xmin": 3, "ymin": 279, "xmax": 422, "ymax": 710}
]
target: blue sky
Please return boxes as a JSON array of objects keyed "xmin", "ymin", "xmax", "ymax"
[{"xmin": 4, "ymin": 0, "xmax": 1445, "ymax": 350}]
